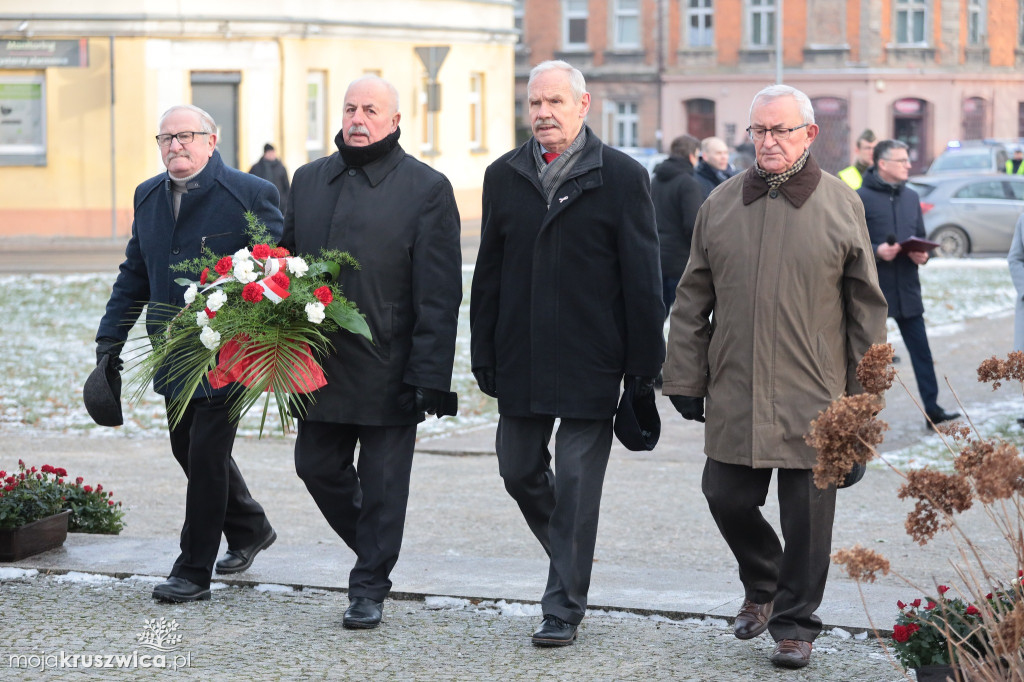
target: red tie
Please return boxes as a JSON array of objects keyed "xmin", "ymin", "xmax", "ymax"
[{"xmin": 542, "ymin": 152, "xmax": 560, "ymax": 164}]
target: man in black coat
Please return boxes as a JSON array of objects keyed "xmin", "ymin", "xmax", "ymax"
[
  {"xmin": 470, "ymin": 60, "xmax": 665, "ymax": 646},
  {"xmin": 652, "ymin": 134, "xmax": 705, "ymax": 316},
  {"xmin": 282, "ymin": 75, "xmax": 462, "ymax": 630},
  {"xmin": 857, "ymin": 139, "xmax": 959, "ymax": 429},
  {"xmin": 694, "ymin": 136, "xmax": 737, "ymax": 198},
  {"xmin": 249, "ymin": 143, "xmax": 290, "ymax": 214},
  {"xmin": 96, "ymin": 104, "xmax": 282, "ymax": 603}
]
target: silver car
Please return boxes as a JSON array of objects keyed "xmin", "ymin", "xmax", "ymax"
[{"xmin": 906, "ymin": 174, "xmax": 1024, "ymax": 258}]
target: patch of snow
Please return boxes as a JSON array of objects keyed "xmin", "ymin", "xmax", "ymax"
[
  {"xmin": 254, "ymin": 583, "xmax": 293, "ymax": 593},
  {"xmin": 53, "ymin": 571, "xmax": 116, "ymax": 583},
  {"xmin": 0, "ymin": 567, "xmax": 39, "ymax": 579}
]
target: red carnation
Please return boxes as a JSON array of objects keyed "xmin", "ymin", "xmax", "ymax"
[
  {"xmin": 108, "ymin": 500, "xmax": 115, "ymax": 506},
  {"xmin": 314, "ymin": 286, "xmax": 333, "ymax": 306},
  {"xmin": 242, "ymin": 282, "xmax": 264, "ymax": 303},
  {"xmin": 252, "ymin": 244, "xmax": 272, "ymax": 259},
  {"xmin": 200, "ymin": 267, "xmax": 210, "ymax": 284},
  {"xmin": 925, "ymin": 601, "xmax": 936, "ymax": 610},
  {"xmin": 896, "ymin": 600, "xmax": 906, "ymax": 610},
  {"xmin": 966, "ymin": 604, "xmax": 980, "ymax": 615},
  {"xmin": 271, "ymin": 272, "xmax": 290, "ymax": 289},
  {"xmin": 41, "ymin": 464, "xmax": 54, "ymax": 474},
  {"xmin": 76, "ymin": 476, "xmax": 84, "ymax": 485},
  {"xmin": 893, "ymin": 625, "xmax": 911, "ymax": 643},
  {"xmin": 96, "ymin": 484, "xmax": 103, "ymax": 492},
  {"xmin": 215, "ymin": 256, "xmax": 233, "ymax": 275},
  {"xmin": 84, "ymin": 485, "xmax": 93, "ymax": 493},
  {"xmin": 911, "ymin": 599, "xmax": 922, "ymax": 608},
  {"xmin": 271, "ymin": 247, "xmax": 290, "ymax": 258},
  {"xmin": 55, "ymin": 467, "xmax": 67, "ymax": 477},
  {"xmin": 937, "ymin": 585, "xmax": 949, "ymax": 595},
  {"xmin": 204, "ymin": 307, "xmax": 217, "ymax": 319}
]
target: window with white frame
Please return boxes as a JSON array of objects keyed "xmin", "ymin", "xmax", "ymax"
[
  {"xmin": 469, "ymin": 72, "xmax": 485, "ymax": 150},
  {"xmin": 564, "ymin": 0, "xmax": 589, "ymax": 50},
  {"xmin": 614, "ymin": 0, "xmax": 640, "ymax": 49},
  {"xmin": 420, "ymin": 77, "xmax": 437, "ymax": 155},
  {"xmin": 895, "ymin": 0, "xmax": 927, "ymax": 44},
  {"xmin": 747, "ymin": 0, "xmax": 775, "ymax": 47},
  {"xmin": 967, "ymin": 0, "xmax": 984, "ymax": 45},
  {"xmin": 305, "ymin": 71, "xmax": 326, "ymax": 162},
  {"xmin": 604, "ymin": 101, "xmax": 638, "ymax": 147},
  {"xmin": 514, "ymin": 0, "xmax": 524, "ymax": 44},
  {"xmin": 686, "ymin": 0, "xmax": 714, "ymax": 47}
]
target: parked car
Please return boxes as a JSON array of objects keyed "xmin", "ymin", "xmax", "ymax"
[
  {"xmin": 926, "ymin": 142, "xmax": 1010, "ymax": 175},
  {"xmin": 906, "ymin": 173, "xmax": 1024, "ymax": 258}
]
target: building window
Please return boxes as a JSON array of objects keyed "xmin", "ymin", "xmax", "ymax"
[
  {"xmin": 962, "ymin": 97, "xmax": 988, "ymax": 140},
  {"xmin": 685, "ymin": 98, "xmax": 715, "ymax": 139},
  {"xmin": 686, "ymin": 0, "xmax": 714, "ymax": 47},
  {"xmin": 747, "ymin": 0, "xmax": 775, "ymax": 47},
  {"xmin": 514, "ymin": 0, "xmax": 524, "ymax": 44},
  {"xmin": 895, "ymin": 0, "xmax": 927, "ymax": 45},
  {"xmin": 306, "ymin": 71, "xmax": 326, "ymax": 162},
  {"xmin": 420, "ymin": 78, "xmax": 438, "ymax": 156},
  {"xmin": 563, "ymin": 0, "xmax": 589, "ymax": 50},
  {"xmin": 604, "ymin": 101, "xmax": 639, "ymax": 147},
  {"xmin": 614, "ymin": 0, "xmax": 640, "ymax": 49},
  {"xmin": 469, "ymin": 72, "xmax": 485, "ymax": 151},
  {"xmin": 1019, "ymin": 101, "xmax": 1024, "ymax": 137},
  {"xmin": 967, "ymin": 0, "xmax": 984, "ymax": 45}
]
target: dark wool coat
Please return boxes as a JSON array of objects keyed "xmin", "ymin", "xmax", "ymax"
[
  {"xmin": 857, "ymin": 168, "xmax": 927, "ymax": 319},
  {"xmin": 694, "ymin": 159, "xmax": 735, "ymax": 199},
  {"xmin": 652, "ymin": 155, "xmax": 705, "ymax": 280},
  {"xmin": 470, "ymin": 128, "xmax": 666, "ymax": 419},
  {"xmin": 97, "ymin": 150, "xmax": 284, "ymax": 398},
  {"xmin": 249, "ymin": 157, "xmax": 291, "ymax": 215},
  {"xmin": 282, "ymin": 142, "xmax": 462, "ymax": 426}
]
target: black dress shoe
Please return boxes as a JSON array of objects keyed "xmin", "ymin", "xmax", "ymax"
[
  {"xmin": 925, "ymin": 408, "xmax": 961, "ymax": 431},
  {"xmin": 343, "ymin": 597, "xmax": 383, "ymax": 629},
  {"xmin": 215, "ymin": 528, "xmax": 277, "ymax": 574},
  {"xmin": 531, "ymin": 615, "xmax": 578, "ymax": 647},
  {"xmin": 152, "ymin": 576, "xmax": 211, "ymax": 603}
]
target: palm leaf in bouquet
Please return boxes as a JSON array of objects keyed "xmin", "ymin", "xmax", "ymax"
[{"xmin": 125, "ymin": 212, "xmax": 371, "ymax": 435}]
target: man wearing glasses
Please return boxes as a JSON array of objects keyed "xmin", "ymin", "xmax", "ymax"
[
  {"xmin": 663, "ymin": 85, "xmax": 887, "ymax": 669},
  {"xmin": 95, "ymin": 104, "xmax": 283, "ymax": 603},
  {"xmin": 857, "ymin": 139, "xmax": 960, "ymax": 430}
]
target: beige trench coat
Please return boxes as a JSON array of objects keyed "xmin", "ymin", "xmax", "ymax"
[{"xmin": 663, "ymin": 156, "xmax": 888, "ymax": 469}]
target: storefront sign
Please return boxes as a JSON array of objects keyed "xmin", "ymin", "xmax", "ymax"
[{"xmin": 0, "ymin": 39, "xmax": 88, "ymax": 68}]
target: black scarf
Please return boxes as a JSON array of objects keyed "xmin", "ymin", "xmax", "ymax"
[{"xmin": 334, "ymin": 127, "xmax": 401, "ymax": 167}]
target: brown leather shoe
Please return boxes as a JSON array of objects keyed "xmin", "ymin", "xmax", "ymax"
[
  {"xmin": 770, "ymin": 639, "xmax": 812, "ymax": 668},
  {"xmin": 733, "ymin": 599, "xmax": 773, "ymax": 639}
]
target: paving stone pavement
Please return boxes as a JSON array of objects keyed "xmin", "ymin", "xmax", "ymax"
[{"xmin": 1, "ymin": 571, "xmax": 902, "ymax": 681}]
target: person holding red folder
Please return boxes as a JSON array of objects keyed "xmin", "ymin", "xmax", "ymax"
[{"xmin": 857, "ymin": 139, "xmax": 960, "ymax": 430}]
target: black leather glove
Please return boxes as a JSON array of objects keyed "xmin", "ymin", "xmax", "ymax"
[
  {"xmin": 399, "ymin": 386, "xmax": 458, "ymax": 418},
  {"xmin": 627, "ymin": 375, "xmax": 656, "ymax": 398},
  {"xmin": 473, "ymin": 368, "xmax": 497, "ymax": 398},
  {"xmin": 96, "ymin": 337, "xmax": 124, "ymax": 372},
  {"xmin": 670, "ymin": 395, "xmax": 705, "ymax": 423},
  {"xmin": 414, "ymin": 387, "xmax": 447, "ymax": 415}
]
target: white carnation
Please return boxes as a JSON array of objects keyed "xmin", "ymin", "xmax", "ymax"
[
  {"xmin": 207, "ymin": 289, "xmax": 228, "ymax": 312},
  {"xmin": 183, "ymin": 283, "xmax": 198, "ymax": 305},
  {"xmin": 196, "ymin": 310, "xmax": 210, "ymax": 327},
  {"xmin": 288, "ymin": 257, "xmax": 309, "ymax": 278},
  {"xmin": 200, "ymin": 326, "xmax": 221, "ymax": 350},
  {"xmin": 233, "ymin": 258, "xmax": 258, "ymax": 284},
  {"xmin": 233, "ymin": 248, "xmax": 251, "ymax": 262},
  {"xmin": 305, "ymin": 302, "xmax": 326, "ymax": 324}
]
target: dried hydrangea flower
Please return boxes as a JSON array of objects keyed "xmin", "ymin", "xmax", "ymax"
[
  {"xmin": 807, "ymin": 393, "xmax": 887, "ymax": 489},
  {"xmin": 898, "ymin": 469, "xmax": 973, "ymax": 545},
  {"xmin": 856, "ymin": 343, "xmax": 896, "ymax": 396},
  {"xmin": 832, "ymin": 545, "xmax": 890, "ymax": 583}
]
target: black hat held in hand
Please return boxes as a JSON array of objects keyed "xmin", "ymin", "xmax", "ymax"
[
  {"xmin": 83, "ymin": 353, "xmax": 123, "ymax": 427},
  {"xmin": 613, "ymin": 376, "xmax": 661, "ymax": 451}
]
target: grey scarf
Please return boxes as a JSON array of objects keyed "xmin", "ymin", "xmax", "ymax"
[{"xmin": 534, "ymin": 127, "xmax": 588, "ymax": 206}]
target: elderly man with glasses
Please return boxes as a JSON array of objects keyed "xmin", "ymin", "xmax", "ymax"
[
  {"xmin": 857, "ymin": 139, "xmax": 960, "ymax": 430},
  {"xmin": 663, "ymin": 85, "xmax": 887, "ymax": 670},
  {"xmin": 95, "ymin": 104, "xmax": 283, "ymax": 603}
]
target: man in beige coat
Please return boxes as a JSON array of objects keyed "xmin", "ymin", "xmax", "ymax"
[{"xmin": 663, "ymin": 84, "xmax": 887, "ymax": 670}]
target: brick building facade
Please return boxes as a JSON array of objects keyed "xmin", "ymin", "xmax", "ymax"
[{"xmin": 516, "ymin": 0, "xmax": 1024, "ymax": 174}]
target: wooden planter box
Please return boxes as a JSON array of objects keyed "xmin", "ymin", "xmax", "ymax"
[{"xmin": 0, "ymin": 510, "xmax": 71, "ymax": 561}]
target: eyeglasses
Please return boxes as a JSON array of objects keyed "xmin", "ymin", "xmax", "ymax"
[
  {"xmin": 880, "ymin": 157, "xmax": 912, "ymax": 165},
  {"xmin": 746, "ymin": 123, "xmax": 810, "ymax": 141},
  {"xmin": 155, "ymin": 131, "xmax": 209, "ymax": 147}
]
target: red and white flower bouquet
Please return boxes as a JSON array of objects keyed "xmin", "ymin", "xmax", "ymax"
[{"xmin": 127, "ymin": 213, "xmax": 370, "ymax": 434}]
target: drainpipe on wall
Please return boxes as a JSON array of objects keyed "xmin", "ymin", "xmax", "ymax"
[
  {"xmin": 775, "ymin": 0, "xmax": 784, "ymax": 84},
  {"xmin": 109, "ymin": 34, "xmax": 117, "ymax": 241}
]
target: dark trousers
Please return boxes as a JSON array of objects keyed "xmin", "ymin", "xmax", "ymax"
[
  {"xmin": 662, "ymin": 275, "xmax": 680, "ymax": 320},
  {"xmin": 894, "ymin": 314, "xmax": 940, "ymax": 413},
  {"xmin": 294, "ymin": 420, "xmax": 417, "ymax": 601},
  {"xmin": 166, "ymin": 396, "xmax": 272, "ymax": 588},
  {"xmin": 495, "ymin": 416, "xmax": 613, "ymax": 625},
  {"xmin": 701, "ymin": 458, "xmax": 837, "ymax": 642}
]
